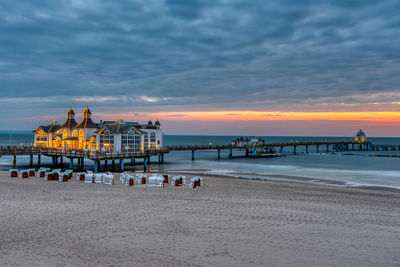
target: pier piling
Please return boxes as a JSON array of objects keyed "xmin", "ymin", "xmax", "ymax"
[
  {"xmin": 217, "ymin": 149, "xmax": 221, "ymax": 159},
  {"xmin": 144, "ymin": 158, "xmax": 148, "ymax": 172},
  {"xmin": 120, "ymin": 159, "xmax": 124, "ymax": 172},
  {"xmin": 94, "ymin": 160, "xmax": 99, "ymax": 173},
  {"xmin": 13, "ymin": 155, "xmax": 16, "ymax": 168},
  {"xmin": 229, "ymin": 149, "xmax": 233, "ymax": 158},
  {"xmin": 30, "ymin": 154, "xmax": 33, "ymax": 168},
  {"xmin": 69, "ymin": 158, "xmax": 73, "ymax": 169},
  {"xmin": 37, "ymin": 154, "xmax": 41, "ymax": 167},
  {"xmin": 192, "ymin": 150, "xmax": 195, "ymax": 160}
]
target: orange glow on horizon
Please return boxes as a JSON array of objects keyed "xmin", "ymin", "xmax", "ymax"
[{"xmin": 94, "ymin": 111, "xmax": 400, "ymax": 123}]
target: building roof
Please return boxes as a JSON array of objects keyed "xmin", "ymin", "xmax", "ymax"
[
  {"xmin": 76, "ymin": 107, "xmax": 98, "ymax": 128},
  {"xmin": 356, "ymin": 129, "xmax": 366, "ymax": 137},
  {"xmin": 60, "ymin": 109, "xmax": 78, "ymax": 128},
  {"xmin": 95, "ymin": 119, "xmax": 144, "ymax": 135},
  {"xmin": 155, "ymin": 120, "xmax": 160, "ymax": 126},
  {"xmin": 35, "ymin": 120, "xmax": 60, "ymax": 133}
]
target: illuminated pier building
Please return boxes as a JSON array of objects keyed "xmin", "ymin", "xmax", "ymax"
[
  {"xmin": 34, "ymin": 108, "xmax": 163, "ymax": 152},
  {"xmin": 354, "ymin": 129, "xmax": 367, "ymax": 143}
]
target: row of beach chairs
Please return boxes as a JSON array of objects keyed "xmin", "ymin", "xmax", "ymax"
[
  {"xmin": 119, "ymin": 173, "xmax": 201, "ymax": 188},
  {"xmin": 9, "ymin": 169, "xmax": 36, "ymax": 178},
  {"xmin": 8, "ymin": 168, "xmax": 203, "ymax": 188},
  {"xmin": 80, "ymin": 171, "xmax": 115, "ymax": 185}
]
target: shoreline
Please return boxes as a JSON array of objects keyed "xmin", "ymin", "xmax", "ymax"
[{"xmin": 166, "ymin": 169, "xmax": 400, "ymax": 193}]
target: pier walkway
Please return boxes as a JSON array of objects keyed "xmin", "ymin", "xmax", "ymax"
[{"xmin": 1, "ymin": 140, "xmax": 398, "ymax": 172}]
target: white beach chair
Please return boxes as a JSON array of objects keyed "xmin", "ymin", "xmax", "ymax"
[
  {"xmin": 148, "ymin": 174, "xmax": 164, "ymax": 187},
  {"xmin": 94, "ymin": 174, "xmax": 103, "ymax": 184},
  {"xmin": 84, "ymin": 174, "xmax": 94, "ymax": 184},
  {"xmin": 103, "ymin": 174, "xmax": 114, "ymax": 185}
]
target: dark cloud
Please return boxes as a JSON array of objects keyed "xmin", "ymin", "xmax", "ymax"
[{"xmin": 0, "ymin": 0, "xmax": 400, "ymax": 129}]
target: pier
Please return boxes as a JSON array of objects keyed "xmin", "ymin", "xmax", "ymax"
[{"xmin": 1, "ymin": 139, "xmax": 394, "ymax": 172}]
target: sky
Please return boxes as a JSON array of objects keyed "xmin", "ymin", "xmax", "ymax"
[{"xmin": 1, "ymin": 0, "xmax": 400, "ymax": 136}]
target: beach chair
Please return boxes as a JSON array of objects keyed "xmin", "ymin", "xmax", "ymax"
[
  {"xmin": 9, "ymin": 169, "xmax": 18, "ymax": 178},
  {"xmin": 148, "ymin": 174, "xmax": 164, "ymax": 187},
  {"xmin": 123, "ymin": 175, "xmax": 134, "ymax": 186},
  {"xmin": 28, "ymin": 169, "xmax": 35, "ymax": 177},
  {"xmin": 76, "ymin": 172, "xmax": 85, "ymax": 181},
  {"xmin": 84, "ymin": 174, "xmax": 94, "ymax": 184},
  {"xmin": 135, "ymin": 173, "xmax": 147, "ymax": 185},
  {"xmin": 94, "ymin": 174, "xmax": 103, "ymax": 184},
  {"xmin": 37, "ymin": 169, "xmax": 47, "ymax": 178},
  {"xmin": 162, "ymin": 174, "xmax": 169, "ymax": 184},
  {"xmin": 190, "ymin": 177, "xmax": 203, "ymax": 188},
  {"xmin": 103, "ymin": 174, "xmax": 114, "ymax": 185},
  {"xmin": 65, "ymin": 170, "xmax": 73, "ymax": 179},
  {"xmin": 59, "ymin": 172, "xmax": 69, "ymax": 182},
  {"xmin": 172, "ymin": 175, "xmax": 186, "ymax": 187},
  {"xmin": 19, "ymin": 170, "xmax": 29, "ymax": 179}
]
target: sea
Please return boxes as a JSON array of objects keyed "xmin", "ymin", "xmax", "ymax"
[{"xmin": 1, "ymin": 131, "xmax": 400, "ymax": 190}]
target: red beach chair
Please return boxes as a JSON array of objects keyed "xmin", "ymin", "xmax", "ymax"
[
  {"xmin": 61, "ymin": 174, "xmax": 69, "ymax": 182},
  {"xmin": 163, "ymin": 175, "xmax": 169, "ymax": 184}
]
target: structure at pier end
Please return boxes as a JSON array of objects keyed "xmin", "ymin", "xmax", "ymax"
[
  {"xmin": 354, "ymin": 129, "xmax": 367, "ymax": 143},
  {"xmin": 33, "ymin": 108, "xmax": 163, "ymax": 153}
]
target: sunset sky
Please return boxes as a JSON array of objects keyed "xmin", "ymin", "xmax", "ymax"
[{"xmin": 1, "ymin": 0, "xmax": 400, "ymax": 136}]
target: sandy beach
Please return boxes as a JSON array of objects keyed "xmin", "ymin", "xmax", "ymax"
[{"xmin": 0, "ymin": 171, "xmax": 399, "ymax": 267}]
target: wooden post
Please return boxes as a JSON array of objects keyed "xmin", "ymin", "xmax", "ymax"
[
  {"xmin": 30, "ymin": 154, "xmax": 33, "ymax": 168},
  {"xmin": 305, "ymin": 145, "xmax": 309, "ymax": 153},
  {"xmin": 69, "ymin": 158, "xmax": 73, "ymax": 169},
  {"xmin": 81, "ymin": 158, "xmax": 84, "ymax": 170},
  {"xmin": 316, "ymin": 144, "xmax": 319, "ymax": 153},
  {"xmin": 293, "ymin": 145, "xmax": 297, "ymax": 154},
  {"xmin": 217, "ymin": 149, "xmax": 221, "ymax": 159},
  {"xmin": 112, "ymin": 160, "xmax": 115, "ymax": 171},
  {"xmin": 104, "ymin": 160, "xmax": 108, "ymax": 171},
  {"xmin": 13, "ymin": 155, "xmax": 16, "ymax": 168},
  {"xmin": 60, "ymin": 156, "xmax": 63, "ymax": 166},
  {"xmin": 229, "ymin": 149, "xmax": 233, "ymax": 158},
  {"xmin": 37, "ymin": 154, "xmax": 41, "ymax": 167},
  {"xmin": 131, "ymin": 158, "xmax": 135, "ymax": 165},
  {"xmin": 192, "ymin": 150, "xmax": 195, "ymax": 160},
  {"xmin": 326, "ymin": 144, "xmax": 329, "ymax": 152}
]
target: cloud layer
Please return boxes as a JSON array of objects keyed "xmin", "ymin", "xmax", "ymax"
[{"xmin": 1, "ymin": 0, "xmax": 400, "ymax": 133}]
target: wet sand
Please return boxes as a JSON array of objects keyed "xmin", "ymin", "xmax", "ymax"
[{"xmin": 0, "ymin": 171, "xmax": 399, "ymax": 266}]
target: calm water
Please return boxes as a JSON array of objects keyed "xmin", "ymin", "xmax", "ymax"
[{"xmin": 1, "ymin": 131, "xmax": 400, "ymax": 189}]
